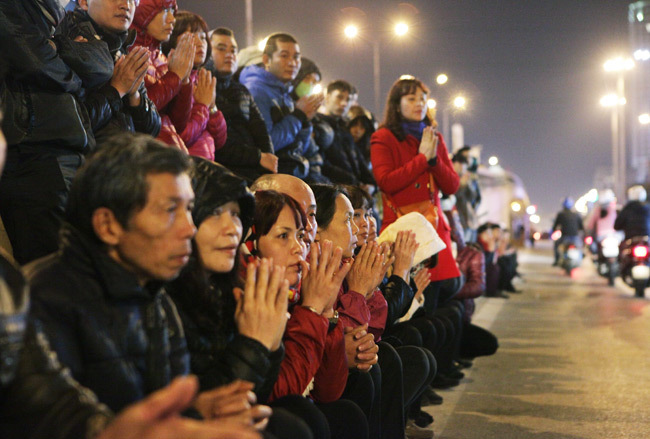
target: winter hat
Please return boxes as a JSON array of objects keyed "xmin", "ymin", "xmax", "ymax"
[
  {"xmin": 131, "ymin": 0, "xmax": 178, "ymax": 32},
  {"xmin": 237, "ymin": 46, "xmax": 263, "ymax": 68},
  {"xmin": 190, "ymin": 158, "xmax": 255, "ymax": 238},
  {"xmin": 377, "ymin": 212, "xmax": 446, "ymax": 266},
  {"xmin": 291, "ymin": 57, "xmax": 321, "ymax": 89}
]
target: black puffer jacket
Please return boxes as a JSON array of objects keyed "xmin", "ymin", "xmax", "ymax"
[
  {"xmin": 381, "ymin": 274, "xmax": 416, "ymax": 332},
  {"xmin": 0, "ymin": 250, "xmax": 113, "ymax": 439},
  {"xmin": 57, "ymin": 9, "xmax": 161, "ymax": 145},
  {"xmin": 0, "ymin": 0, "xmax": 96, "ymax": 153},
  {"xmin": 614, "ymin": 201, "xmax": 650, "ymax": 240},
  {"xmin": 315, "ymin": 114, "xmax": 376, "ymax": 186},
  {"xmin": 552, "ymin": 208, "xmax": 583, "ymax": 237},
  {"xmin": 26, "ymin": 225, "xmax": 189, "ymax": 413},
  {"xmin": 166, "ymin": 160, "xmax": 283, "ymax": 403},
  {"xmin": 212, "ymin": 73, "xmax": 273, "ymax": 183}
]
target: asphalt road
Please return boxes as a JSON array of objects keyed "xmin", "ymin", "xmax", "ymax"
[{"xmin": 425, "ymin": 241, "xmax": 650, "ymax": 439}]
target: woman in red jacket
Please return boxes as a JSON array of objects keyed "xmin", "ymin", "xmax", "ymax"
[
  {"xmin": 249, "ymin": 190, "xmax": 368, "ymax": 439},
  {"xmin": 130, "ymin": 0, "xmax": 194, "ymax": 152},
  {"xmin": 162, "ymin": 11, "xmax": 227, "ymax": 160},
  {"xmin": 371, "ymin": 77, "xmax": 462, "ymax": 315}
]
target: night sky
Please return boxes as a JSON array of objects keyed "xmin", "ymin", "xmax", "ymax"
[{"xmin": 184, "ymin": 0, "xmax": 630, "ymax": 225}]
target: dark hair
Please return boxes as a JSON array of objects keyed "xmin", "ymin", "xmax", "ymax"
[
  {"xmin": 210, "ymin": 27, "xmax": 234, "ymax": 38},
  {"xmin": 477, "ymin": 223, "xmax": 492, "ymax": 235},
  {"xmin": 162, "ymin": 10, "xmax": 211, "ymax": 66},
  {"xmin": 263, "ymin": 32, "xmax": 298, "ymax": 57},
  {"xmin": 250, "ymin": 190, "xmax": 306, "ymax": 243},
  {"xmin": 290, "ymin": 57, "xmax": 321, "ymax": 99},
  {"xmin": 342, "ymin": 185, "xmax": 372, "ymax": 211},
  {"xmin": 381, "ymin": 77, "xmax": 430, "ymax": 141},
  {"xmin": 326, "ymin": 79, "xmax": 353, "ymax": 95},
  {"xmin": 311, "ymin": 184, "xmax": 346, "ymax": 230},
  {"xmin": 66, "ymin": 133, "xmax": 192, "ymax": 244}
]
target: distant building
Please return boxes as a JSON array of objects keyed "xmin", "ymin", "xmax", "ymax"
[{"xmin": 629, "ymin": 1, "xmax": 650, "ymax": 183}]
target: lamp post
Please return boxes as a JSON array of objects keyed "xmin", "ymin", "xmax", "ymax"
[
  {"xmin": 342, "ymin": 6, "xmax": 416, "ymax": 114},
  {"xmin": 433, "ymin": 73, "xmax": 467, "ymax": 146},
  {"xmin": 600, "ymin": 93, "xmax": 627, "ymax": 200},
  {"xmin": 603, "ymin": 57, "xmax": 634, "ymax": 199}
]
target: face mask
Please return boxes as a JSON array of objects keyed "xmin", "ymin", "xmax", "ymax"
[{"xmin": 295, "ymin": 81, "xmax": 314, "ymax": 98}]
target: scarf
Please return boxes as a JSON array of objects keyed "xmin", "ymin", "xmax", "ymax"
[{"xmin": 401, "ymin": 121, "xmax": 427, "ymax": 141}]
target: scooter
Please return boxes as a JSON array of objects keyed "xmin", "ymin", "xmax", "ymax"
[
  {"xmin": 558, "ymin": 241, "xmax": 583, "ymax": 275},
  {"xmin": 596, "ymin": 234, "xmax": 621, "ymax": 286},
  {"xmin": 619, "ymin": 236, "xmax": 650, "ymax": 298}
]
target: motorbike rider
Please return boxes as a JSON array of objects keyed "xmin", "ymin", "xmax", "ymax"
[
  {"xmin": 552, "ymin": 197, "xmax": 583, "ymax": 266},
  {"xmin": 586, "ymin": 189, "xmax": 618, "ymax": 242},
  {"xmin": 614, "ymin": 185, "xmax": 650, "ymax": 241}
]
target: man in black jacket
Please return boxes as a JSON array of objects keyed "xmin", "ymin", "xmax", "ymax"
[
  {"xmin": 314, "ymin": 80, "xmax": 375, "ymax": 192},
  {"xmin": 61, "ymin": 0, "xmax": 161, "ymax": 143},
  {"xmin": 0, "ymin": 0, "xmax": 160, "ymax": 265},
  {"xmin": 552, "ymin": 197, "xmax": 584, "ymax": 265},
  {"xmin": 26, "ymin": 134, "xmax": 271, "ymax": 433},
  {"xmin": 209, "ymin": 28, "xmax": 277, "ymax": 183},
  {"xmin": 0, "ymin": 0, "xmax": 97, "ymax": 264},
  {"xmin": 0, "ymin": 115, "xmax": 258, "ymax": 439}
]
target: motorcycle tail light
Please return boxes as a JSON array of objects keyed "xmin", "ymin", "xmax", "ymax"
[
  {"xmin": 585, "ymin": 236, "xmax": 593, "ymax": 245},
  {"xmin": 551, "ymin": 230, "xmax": 562, "ymax": 241},
  {"xmin": 633, "ymin": 245, "xmax": 648, "ymax": 258}
]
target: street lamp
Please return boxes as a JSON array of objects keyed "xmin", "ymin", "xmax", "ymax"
[
  {"xmin": 341, "ymin": 6, "xmax": 417, "ymax": 114},
  {"xmin": 603, "ymin": 56, "xmax": 634, "ymax": 201},
  {"xmin": 488, "ymin": 156, "xmax": 499, "ymax": 166},
  {"xmin": 640, "ymin": 113, "xmax": 650, "ymax": 125},
  {"xmin": 600, "ymin": 93, "xmax": 626, "ymax": 201},
  {"xmin": 436, "ymin": 74, "xmax": 448, "ymax": 85}
]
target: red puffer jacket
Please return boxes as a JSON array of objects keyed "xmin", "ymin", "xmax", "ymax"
[
  {"xmin": 455, "ymin": 243, "xmax": 486, "ymax": 322},
  {"xmin": 166, "ymin": 70, "xmax": 227, "ymax": 160},
  {"xmin": 371, "ymin": 127, "xmax": 460, "ymax": 281},
  {"xmin": 131, "ymin": 0, "xmax": 188, "ymax": 152},
  {"xmin": 269, "ymin": 306, "xmax": 348, "ymax": 403}
]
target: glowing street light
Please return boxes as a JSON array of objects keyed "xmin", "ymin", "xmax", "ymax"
[
  {"xmin": 344, "ymin": 24, "xmax": 358, "ymax": 39},
  {"xmin": 634, "ymin": 49, "xmax": 650, "ymax": 62},
  {"xmin": 530, "ymin": 214, "xmax": 541, "ymax": 224},
  {"xmin": 488, "ymin": 156, "xmax": 499, "ymax": 166},
  {"xmin": 427, "ymin": 99, "xmax": 437, "ymax": 109},
  {"xmin": 526, "ymin": 205, "xmax": 537, "ymax": 215},
  {"xmin": 640, "ymin": 113, "xmax": 650, "ymax": 125},
  {"xmin": 511, "ymin": 201, "xmax": 522, "ymax": 213},
  {"xmin": 604, "ymin": 57, "xmax": 635, "ymax": 72},
  {"xmin": 453, "ymin": 96, "xmax": 467, "ymax": 109},
  {"xmin": 257, "ymin": 37, "xmax": 267, "ymax": 51},
  {"xmin": 394, "ymin": 22, "xmax": 409, "ymax": 36},
  {"xmin": 600, "ymin": 94, "xmax": 626, "ymax": 107},
  {"xmin": 436, "ymin": 74, "xmax": 448, "ymax": 85}
]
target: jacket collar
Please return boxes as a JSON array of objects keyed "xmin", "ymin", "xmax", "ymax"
[
  {"xmin": 72, "ymin": 8, "xmax": 131, "ymax": 57},
  {"xmin": 59, "ymin": 224, "xmax": 162, "ymax": 302}
]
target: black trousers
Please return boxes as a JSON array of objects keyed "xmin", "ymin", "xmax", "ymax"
[
  {"xmin": 460, "ymin": 322, "xmax": 499, "ymax": 359},
  {"xmin": 0, "ymin": 148, "xmax": 83, "ymax": 264}
]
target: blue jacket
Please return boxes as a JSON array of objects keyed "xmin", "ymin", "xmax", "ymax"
[{"xmin": 239, "ymin": 65, "xmax": 311, "ymax": 153}]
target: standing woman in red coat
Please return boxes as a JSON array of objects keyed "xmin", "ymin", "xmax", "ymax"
[{"xmin": 371, "ymin": 77, "xmax": 461, "ymax": 314}]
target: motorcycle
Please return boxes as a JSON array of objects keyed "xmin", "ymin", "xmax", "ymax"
[
  {"xmin": 619, "ymin": 236, "xmax": 650, "ymax": 298},
  {"xmin": 558, "ymin": 240, "xmax": 583, "ymax": 275},
  {"xmin": 595, "ymin": 234, "xmax": 622, "ymax": 286}
]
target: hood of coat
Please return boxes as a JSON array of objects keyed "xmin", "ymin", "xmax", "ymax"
[
  {"xmin": 190, "ymin": 158, "xmax": 255, "ymax": 238},
  {"xmin": 131, "ymin": 0, "xmax": 177, "ymax": 33}
]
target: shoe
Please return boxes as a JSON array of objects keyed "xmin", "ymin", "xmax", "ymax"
[
  {"xmin": 456, "ymin": 358, "xmax": 473, "ymax": 369},
  {"xmin": 422, "ymin": 387, "xmax": 444, "ymax": 405},
  {"xmin": 505, "ymin": 283, "xmax": 522, "ymax": 293},
  {"xmin": 412, "ymin": 410, "xmax": 434, "ymax": 428},
  {"xmin": 486, "ymin": 291, "xmax": 509, "ymax": 299},
  {"xmin": 405, "ymin": 419, "xmax": 434, "ymax": 439},
  {"xmin": 431, "ymin": 373, "xmax": 460, "ymax": 389},
  {"xmin": 444, "ymin": 368, "xmax": 465, "ymax": 380}
]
